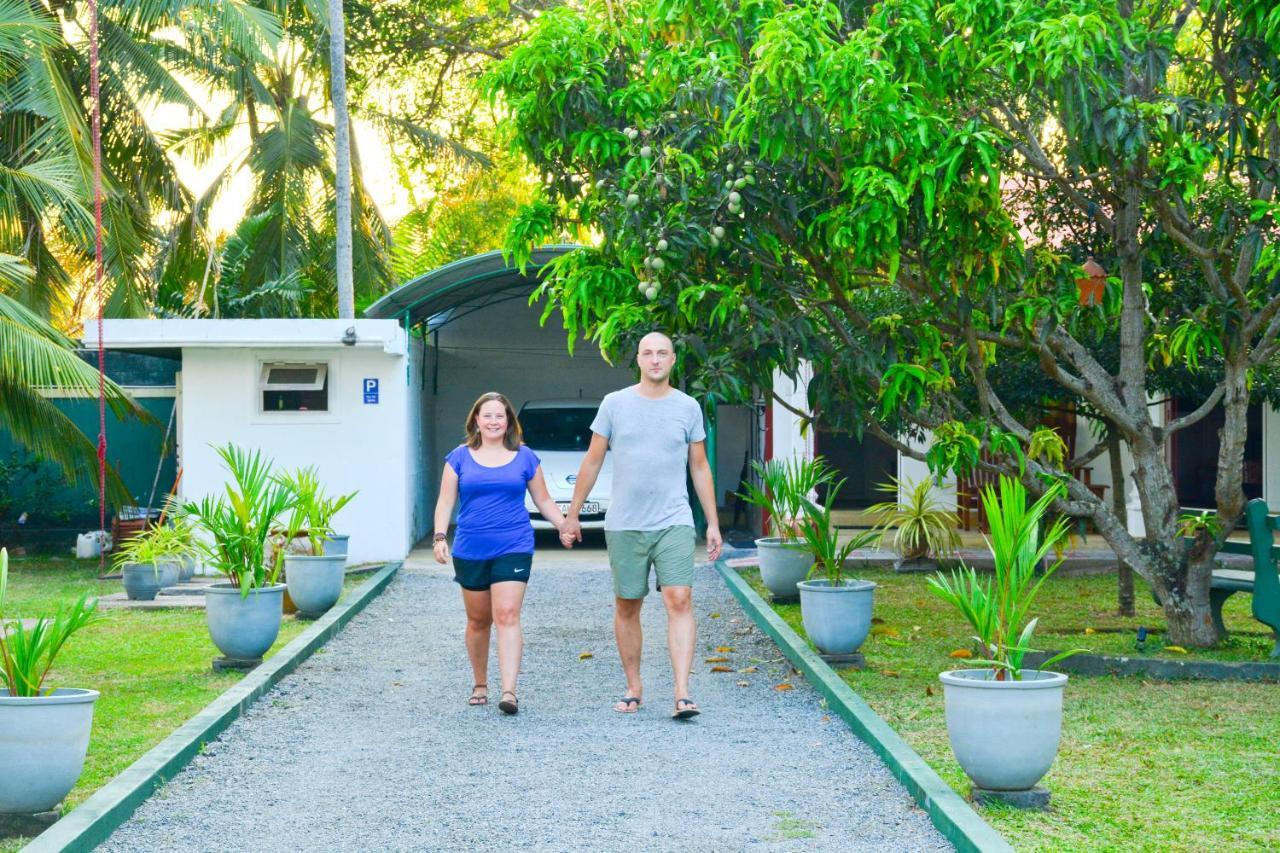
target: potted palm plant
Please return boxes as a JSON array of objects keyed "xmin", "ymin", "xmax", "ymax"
[
  {"xmin": 112, "ymin": 522, "xmax": 190, "ymax": 600},
  {"xmin": 0, "ymin": 548, "xmax": 101, "ymax": 817},
  {"xmin": 180, "ymin": 445, "xmax": 295, "ymax": 663},
  {"xmin": 795, "ymin": 478, "xmax": 881, "ymax": 658},
  {"xmin": 866, "ymin": 476, "xmax": 961, "ymax": 572},
  {"xmin": 928, "ymin": 476, "xmax": 1083, "ymax": 798},
  {"xmin": 278, "ymin": 467, "xmax": 357, "ymax": 619},
  {"xmin": 738, "ymin": 456, "xmax": 836, "ymax": 600}
]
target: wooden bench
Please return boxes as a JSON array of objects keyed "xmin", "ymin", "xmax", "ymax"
[{"xmin": 1154, "ymin": 499, "xmax": 1280, "ymax": 656}]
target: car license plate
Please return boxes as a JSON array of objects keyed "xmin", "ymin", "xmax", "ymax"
[{"xmin": 558, "ymin": 501, "xmax": 600, "ymax": 515}]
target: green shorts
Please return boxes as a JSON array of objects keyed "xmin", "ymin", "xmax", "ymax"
[{"xmin": 605, "ymin": 526, "xmax": 696, "ymax": 599}]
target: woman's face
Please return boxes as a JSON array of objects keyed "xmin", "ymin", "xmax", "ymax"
[{"xmin": 477, "ymin": 400, "xmax": 508, "ymax": 441}]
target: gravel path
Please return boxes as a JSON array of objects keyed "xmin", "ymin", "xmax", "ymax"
[{"xmin": 100, "ymin": 553, "xmax": 950, "ymax": 852}]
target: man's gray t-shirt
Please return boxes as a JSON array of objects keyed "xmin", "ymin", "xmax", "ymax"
[{"xmin": 590, "ymin": 387, "xmax": 706, "ymax": 531}]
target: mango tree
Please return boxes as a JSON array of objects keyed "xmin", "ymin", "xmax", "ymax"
[{"xmin": 488, "ymin": 0, "xmax": 1280, "ymax": 647}]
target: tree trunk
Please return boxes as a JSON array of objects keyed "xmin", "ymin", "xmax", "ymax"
[
  {"xmin": 1107, "ymin": 433, "xmax": 1134, "ymax": 616},
  {"xmin": 1128, "ymin": 440, "xmax": 1222, "ymax": 646},
  {"xmin": 329, "ymin": 0, "xmax": 354, "ymax": 320}
]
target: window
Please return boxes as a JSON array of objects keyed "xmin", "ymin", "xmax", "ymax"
[
  {"xmin": 260, "ymin": 362, "xmax": 328, "ymax": 413},
  {"xmin": 518, "ymin": 407, "xmax": 596, "ymax": 451}
]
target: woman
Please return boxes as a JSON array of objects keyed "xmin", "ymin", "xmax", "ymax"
[{"xmin": 433, "ymin": 391, "xmax": 567, "ymax": 715}]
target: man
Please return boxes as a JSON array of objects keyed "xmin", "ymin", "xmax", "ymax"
[{"xmin": 560, "ymin": 331, "xmax": 723, "ymax": 720}]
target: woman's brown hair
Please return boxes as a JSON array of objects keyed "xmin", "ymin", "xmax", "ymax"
[{"xmin": 463, "ymin": 392, "xmax": 522, "ymax": 450}]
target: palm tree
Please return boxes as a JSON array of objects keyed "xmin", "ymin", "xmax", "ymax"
[
  {"xmin": 1, "ymin": 1, "xmax": 285, "ymax": 323},
  {"xmin": 0, "ymin": 256, "xmax": 136, "ymax": 503},
  {"xmin": 329, "ymin": 0, "xmax": 354, "ymax": 319}
]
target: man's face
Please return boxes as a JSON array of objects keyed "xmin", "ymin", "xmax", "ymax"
[{"xmin": 637, "ymin": 335, "xmax": 675, "ymax": 383}]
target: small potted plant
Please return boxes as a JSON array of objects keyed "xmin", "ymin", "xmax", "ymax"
[
  {"xmin": 180, "ymin": 445, "xmax": 295, "ymax": 663},
  {"xmin": 866, "ymin": 476, "xmax": 961, "ymax": 572},
  {"xmin": 0, "ymin": 548, "xmax": 101, "ymax": 816},
  {"xmin": 277, "ymin": 467, "xmax": 357, "ymax": 619},
  {"xmin": 795, "ymin": 478, "xmax": 881, "ymax": 656},
  {"xmin": 112, "ymin": 523, "xmax": 190, "ymax": 600},
  {"xmin": 738, "ymin": 456, "xmax": 836, "ymax": 600},
  {"xmin": 928, "ymin": 476, "xmax": 1083, "ymax": 796}
]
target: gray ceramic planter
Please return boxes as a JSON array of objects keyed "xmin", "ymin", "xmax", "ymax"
[
  {"xmin": 755, "ymin": 537, "xmax": 814, "ymax": 599},
  {"xmin": 797, "ymin": 578, "xmax": 876, "ymax": 655},
  {"xmin": 204, "ymin": 583, "xmax": 285, "ymax": 660},
  {"xmin": 284, "ymin": 554, "xmax": 345, "ymax": 617},
  {"xmin": 0, "ymin": 688, "xmax": 98, "ymax": 813},
  {"xmin": 939, "ymin": 668, "xmax": 1068, "ymax": 791},
  {"xmin": 321, "ymin": 534, "xmax": 349, "ymax": 560},
  {"xmin": 177, "ymin": 554, "xmax": 198, "ymax": 583},
  {"xmin": 121, "ymin": 561, "xmax": 179, "ymax": 601}
]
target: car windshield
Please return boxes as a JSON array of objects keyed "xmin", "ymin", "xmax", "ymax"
[{"xmin": 519, "ymin": 407, "xmax": 597, "ymax": 451}]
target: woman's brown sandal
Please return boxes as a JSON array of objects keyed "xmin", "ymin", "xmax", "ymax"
[
  {"xmin": 468, "ymin": 684, "xmax": 488, "ymax": 706},
  {"xmin": 498, "ymin": 690, "xmax": 519, "ymax": 715}
]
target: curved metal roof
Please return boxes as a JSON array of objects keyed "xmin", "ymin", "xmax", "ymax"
[{"xmin": 364, "ymin": 244, "xmax": 582, "ymax": 329}]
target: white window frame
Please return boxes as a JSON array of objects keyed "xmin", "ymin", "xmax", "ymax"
[{"xmin": 257, "ymin": 360, "xmax": 332, "ymax": 417}]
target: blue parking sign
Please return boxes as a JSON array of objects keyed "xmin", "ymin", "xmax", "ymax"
[{"xmin": 363, "ymin": 378, "xmax": 379, "ymax": 404}]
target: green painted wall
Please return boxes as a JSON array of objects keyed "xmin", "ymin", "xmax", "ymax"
[{"xmin": 0, "ymin": 395, "xmax": 176, "ymax": 547}]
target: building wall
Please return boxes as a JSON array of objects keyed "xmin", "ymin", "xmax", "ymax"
[{"xmin": 177, "ymin": 343, "xmax": 410, "ymax": 563}]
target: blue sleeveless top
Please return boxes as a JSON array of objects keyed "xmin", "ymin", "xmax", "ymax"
[{"xmin": 446, "ymin": 445, "xmax": 540, "ymax": 560}]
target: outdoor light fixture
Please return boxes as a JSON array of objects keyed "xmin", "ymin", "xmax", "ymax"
[{"xmin": 342, "ymin": 326, "xmax": 358, "ymax": 346}]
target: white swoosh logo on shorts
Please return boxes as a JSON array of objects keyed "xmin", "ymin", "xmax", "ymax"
[{"xmin": 514, "ymin": 567, "xmax": 527, "ymax": 573}]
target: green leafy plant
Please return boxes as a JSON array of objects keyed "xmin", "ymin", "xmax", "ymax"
[
  {"xmin": 738, "ymin": 456, "xmax": 838, "ymax": 542},
  {"xmin": 179, "ymin": 445, "xmax": 295, "ymax": 596},
  {"xmin": 276, "ymin": 467, "xmax": 358, "ymax": 556},
  {"xmin": 866, "ymin": 476, "xmax": 961, "ymax": 561},
  {"xmin": 1177, "ymin": 510, "xmax": 1222, "ymax": 541},
  {"xmin": 799, "ymin": 477, "xmax": 882, "ymax": 586},
  {"xmin": 112, "ymin": 521, "xmax": 195, "ymax": 576},
  {"xmin": 927, "ymin": 477, "xmax": 1083, "ymax": 680},
  {"xmin": 0, "ymin": 548, "xmax": 100, "ymax": 697}
]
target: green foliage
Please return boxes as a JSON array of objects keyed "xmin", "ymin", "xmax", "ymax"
[
  {"xmin": 866, "ymin": 477, "xmax": 960, "ymax": 561},
  {"xmin": 1177, "ymin": 510, "xmax": 1223, "ymax": 542},
  {"xmin": 0, "ymin": 548, "xmax": 100, "ymax": 697},
  {"xmin": 927, "ymin": 477, "xmax": 1081, "ymax": 678},
  {"xmin": 276, "ymin": 467, "xmax": 358, "ymax": 555},
  {"xmin": 737, "ymin": 456, "xmax": 837, "ymax": 542},
  {"xmin": 178, "ymin": 445, "xmax": 295, "ymax": 595},
  {"xmin": 799, "ymin": 478, "xmax": 882, "ymax": 586},
  {"xmin": 111, "ymin": 522, "xmax": 195, "ymax": 576}
]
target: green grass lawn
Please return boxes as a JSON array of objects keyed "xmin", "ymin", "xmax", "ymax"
[
  {"xmin": 744, "ymin": 565, "xmax": 1280, "ymax": 851},
  {"xmin": 0, "ymin": 556, "xmax": 345, "ymax": 851}
]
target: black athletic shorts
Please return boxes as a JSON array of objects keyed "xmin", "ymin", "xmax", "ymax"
[{"xmin": 452, "ymin": 552, "xmax": 533, "ymax": 591}]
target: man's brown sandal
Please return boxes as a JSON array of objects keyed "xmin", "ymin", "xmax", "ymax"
[{"xmin": 468, "ymin": 684, "xmax": 488, "ymax": 706}]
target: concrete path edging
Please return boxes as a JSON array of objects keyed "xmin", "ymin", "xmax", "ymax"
[
  {"xmin": 23, "ymin": 562, "xmax": 400, "ymax": 853},
  {"xmin": 716, "ymin": 561, "xmax": 1012, "ymax": 853}
]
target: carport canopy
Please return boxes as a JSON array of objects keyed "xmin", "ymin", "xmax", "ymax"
[{"xmin": 364, "ymin": 245, "xmax": 582, "ymax": 330}]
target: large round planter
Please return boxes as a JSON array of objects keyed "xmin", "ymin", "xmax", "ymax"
[
  {"xmin": 204, "ymin": 584, "xmax": 285, "ymax": 661},
  {"xmin": 797, "ymin": 578, "xmax": 876, "ymax": 655},
  {"xmin": 177, "ymin": 554, "xmax": 197, "ymax": 583},
  {"xmin": 0, "ymin": 688, "xmax": 98, "ymax": 813},
  {"xmin": 121, "ymin": 561, "xmax": 179, "ymax": 601},
  {"xmin": 321, "ymin": 534, "xmax": 349, "ymax": 560},
  {"xmin": 284, "ymin": 554, "xmax": 345, "ymax": 618},
  {"xmin": 755, "ymin": 537, "xmax": 813, "ymax": 599},
  {"xmin": 939, "ymin": 668, "xmax": 1068, "ymax": 791}
]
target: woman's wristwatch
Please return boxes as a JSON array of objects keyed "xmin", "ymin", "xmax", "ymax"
[{"xmin": 433, "ymin": 532, "xmax": 447, "ymax": 543}]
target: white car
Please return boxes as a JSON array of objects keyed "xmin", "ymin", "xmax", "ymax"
[{"xmin": 519, "ymin": 399, "xmax": 613, "ymax": 529}]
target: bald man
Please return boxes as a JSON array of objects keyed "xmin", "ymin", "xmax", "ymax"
[{"xmin": 561, "ymin": 331, "xmax": 723, "ymax": 720}]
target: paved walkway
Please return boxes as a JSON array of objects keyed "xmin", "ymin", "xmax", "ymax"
[{"xmin": 101, "ymin": 547, "xmax": 949, "ymax": 852}]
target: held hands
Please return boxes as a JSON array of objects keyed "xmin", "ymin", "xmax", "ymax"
[
  {"xmin": 559, "ymin": 516, "xmax": 582, "ymax": 549},
  {"xmin": 432, "ymin": 537, "xmax": 450, "ymax": 564}
]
